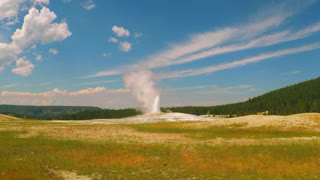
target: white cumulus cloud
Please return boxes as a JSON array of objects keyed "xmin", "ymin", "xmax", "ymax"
[
  {"xmin": 0, "ymin": 7, "xmax": 71, "ymax": 71},
  {"xmin": 119, "ymin": 41, "xmax": 132, "ymax": 52},
  {"xmin": 49, "ymin": 48, "xmax": 58, "ymax": 54},
  {"xmin": 35, "ymin": 54, "xmax": 42, "ymax": 61},
  {"xmin": 0, "ymin": 0, "xmax": 25, "ymax": 21},
  {"xmin": 11, "ymin": 57, "xmax": 35, "ymax": 76},
  {"xmin": 11, "ymin": 7, "xmax": 72, "ymax": 51},
  {"xmin": 112, "ymin": 25, "xmax": 130, "ymax": 37}
]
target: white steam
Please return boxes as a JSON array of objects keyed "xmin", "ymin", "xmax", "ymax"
[{"xmin": 123, "ymin": 69, "xmax": 160, "ymax": 113}]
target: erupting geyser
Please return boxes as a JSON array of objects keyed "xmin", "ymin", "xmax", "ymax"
[
  {"xmin": 152, "ymin": 94, "xmax": 160, "ymax": 113},
  {"xmin": 123, "ymin": 69, "xmax": 160, "ymax": 113}
]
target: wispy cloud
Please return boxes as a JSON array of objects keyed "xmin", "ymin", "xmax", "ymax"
[
  {"xmin": 80, "ymin": 79, "xmax": 119, "ymax": 85},
  {"xmin": 108, "ymin": 37, "xmax": 118, "ymax": 43},
  {"xmin": 197, "ymin": 85, "xmax": 252, "ymax": 95},
  {"xmin": 0, "ymin": 83, "xmax": 17, "ymax": 89},
  {"xmin": 140, "ymin": 18, "xmax": 286, "ymax": 69},
  {"xmin": 84, "ymin": 1, "xmax": 319, "ymax": 79},
  {"xmin": 1, "ymin": 87, "xmax": 106, "ymax": 99},
  {"xmin": 166, "ymin": 84, "xmax": 252, "ymax": 95},
  {"xmin": 84, "ymin": 42, "xmax": 319, "ymax": 80},
  {"xmin": 81, "ymin": 0, "xmax": 96, "ymax": 11},
  {"xmin": 160, "ymin": 43, "xmax": 320, "ymax": 79},
  {"xmin": 133, "ymin": 1, "xmax": 308, "ymax": 70},
  {"xmin": 134, "ymin": 32, "xmax": 142, "ymax": 38},
  {"xmin": 281, "ymin": 70, "xmax": 300, "ymax": 75},
  {"xmin": 33, "ymin": 0, "xmax": 50, "ymax": 6},
  {"xmin": 81, "ymin": 70, "xmax": 121, "ymax": 78},
  {"xmin": 0, "ymin": 87, "xmax": 131, "ymax": 108},
  {"xmin": 102, "ymin": 53, "xmax": 111, "ymax": 57},
  {"xmin": 167, "ymin": 85, "xmax": 209, "ymax": 91},
  {"xmin": 166, "ymin": 22, "xmax": 320, "ymax": 67}
]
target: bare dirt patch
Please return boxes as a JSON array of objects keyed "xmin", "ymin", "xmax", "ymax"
[
  {"xmin": 53, "ymin": 112, "xmax": 218, "ymax": 124},
  {"xmin": 50, "ymin": 169, "xmax": 95, "ymax": 180}
]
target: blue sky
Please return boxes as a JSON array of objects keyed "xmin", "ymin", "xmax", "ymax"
[{"xmin": 0, "ymin": 0, "xmax": 320, "ymax": 108}]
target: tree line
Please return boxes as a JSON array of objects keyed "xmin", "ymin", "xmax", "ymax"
[
  {"xmin": 55, "ymin": 108, "xmax": 141, "ymax": 120},
  {"xmin": 0, "ymin": 105, "xmax": 100, "ymax": 119},
  {"xmin": 165, "ymin": 77, "xmax": 320, "ymax": 116}
]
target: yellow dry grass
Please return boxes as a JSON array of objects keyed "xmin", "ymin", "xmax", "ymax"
[
  {"xmin": 179, "ymin": 113, "xmax": 320, "ymax": 130},
  {"xmin": 0, "ymin": 114, "xmax": 22, "ymax": 121},
  {"xmin": 2, "ymin": 113, "xmax": 320, "ymax": 179},
  {"xmin": 1, "ymin": 113, "xmax": 320, "ymax": 146},
  {"xmin": 177, "ymin": 147, "xmax": 320, "ymax": 176},
  {"xmin": 15, "ymin": 124, "xmax": 192, "ymax": 144},
  {"xmin": 0, "ymin": 122, "xmax": 318, "ymax": 147}
]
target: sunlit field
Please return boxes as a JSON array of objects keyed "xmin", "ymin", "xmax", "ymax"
[{"xmin": 1, "ymin": 113, "xmax": 320, "ymax": 179}]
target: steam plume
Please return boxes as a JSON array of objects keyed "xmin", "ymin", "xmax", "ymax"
[{"xmin": 123, "ymin": 69, "xmax": 160, "ymax": 113}]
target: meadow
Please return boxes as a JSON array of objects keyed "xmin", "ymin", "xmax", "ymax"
[{"xmin": 1, "ymin": 113, "xmax": 320, "ymax": 179}]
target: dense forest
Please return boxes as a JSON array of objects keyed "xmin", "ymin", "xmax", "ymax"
[
  {"xmin": 0, "ymin": 105, "xmax": 101, "ymax": 119},
  {"xmin": 165, "ymin": 77, "xmax": 320, "ymax": 116},
  {"xmin": 55, "ymin": 108, "xmax": 141, "ymax": 120}
]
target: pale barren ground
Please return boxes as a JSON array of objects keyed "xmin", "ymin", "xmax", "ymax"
[
  {"xmin": 2, "ymin": 113, "xmax": 320, "ymax": 145},
  {"xmin": 209, "ymin": 113, "xmax": 320, "ymax": 129},
  {"xmin": 1, "ymin": 113, "xmax": 320, "ymax": 179}
]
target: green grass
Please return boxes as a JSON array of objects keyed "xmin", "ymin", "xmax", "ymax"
[
  {"xmin": 1, "ymin": 130, "xmax": 320, "ymax": 179},
  {"xmin": 129, "ymin": 123, "xmax": 320, "ymax": 140}
]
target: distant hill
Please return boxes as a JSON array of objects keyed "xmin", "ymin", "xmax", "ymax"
[
  {"xmin": 166, "ymin": 76, "xmax": 320, "ymax": 116},
  {"xmin": 0, "ymin": 105, "xmax": 101, "ymax": 119},
  {"xmin": 55, "ymin": 108, "xmax": 141, "ymax": 120},
  {"xmin": 0, "ymin": 114, "xmax": 21, "ymax": 121}
]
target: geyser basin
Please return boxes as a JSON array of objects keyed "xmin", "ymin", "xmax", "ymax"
[{"xmin": 54, "ymin": 113, "xmax": 220, "ymax": 124}]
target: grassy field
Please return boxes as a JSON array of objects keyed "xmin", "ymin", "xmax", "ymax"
[{"xmin": 1, "ymin": 114, "xmax": 320, "ymax": 179}]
